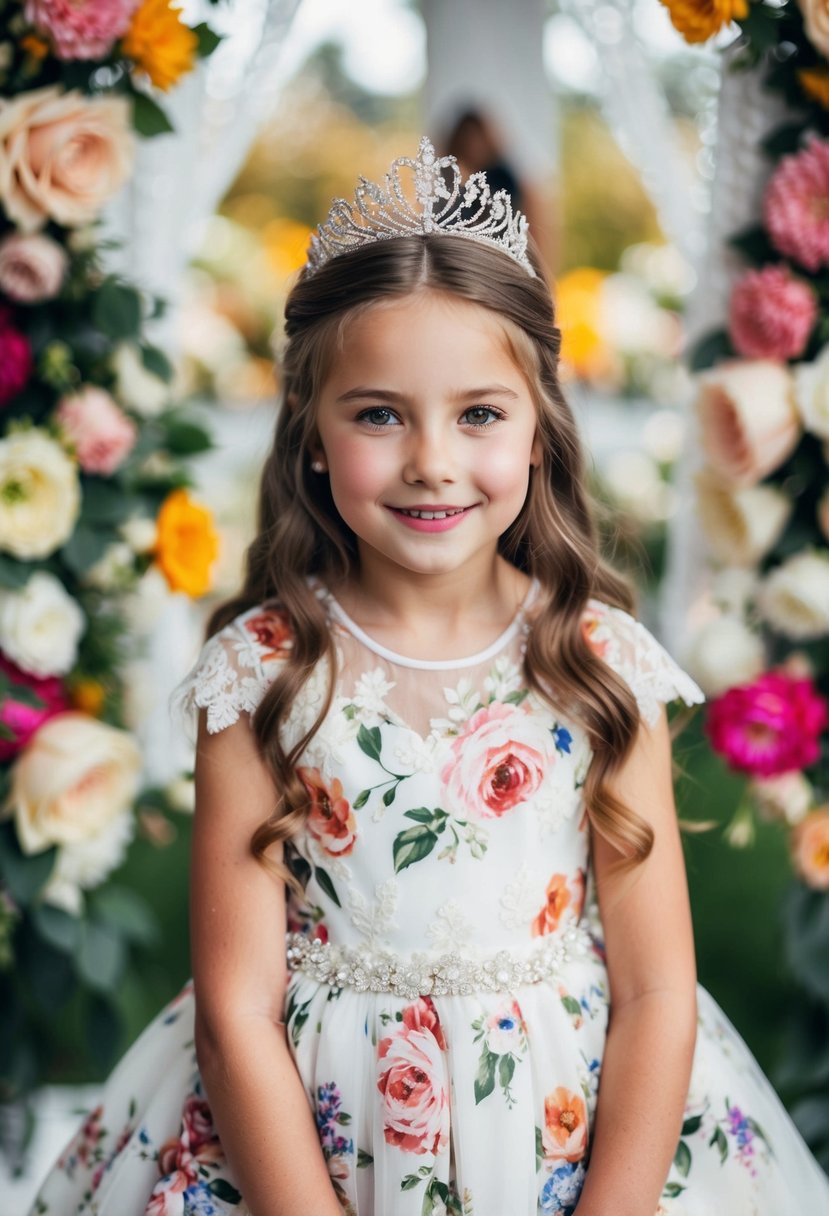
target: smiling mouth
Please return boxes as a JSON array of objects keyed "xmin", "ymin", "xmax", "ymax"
[{"xmin": 391, "ymin": 507, "xmax": 472, "ymax": 520}]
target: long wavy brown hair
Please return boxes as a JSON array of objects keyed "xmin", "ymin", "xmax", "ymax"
[{"xmin": 209, "ymin": 233, "xmax": 656, "ymax": 890}]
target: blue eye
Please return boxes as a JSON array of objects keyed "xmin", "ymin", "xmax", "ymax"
[
  {"xmin": 357, "ymin": 407, "xmax": 399, "ymax": 429},
  {"xmin": 463, "ymin": 406, "xmax": 503, "ymax": 427}
]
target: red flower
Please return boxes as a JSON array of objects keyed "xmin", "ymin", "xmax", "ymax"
[
  {"xmin": 245, "ymin": 607, "xmax": 292, "ymax": 660},
  {"xmin": 728, "ymin": 265, "xmax": 816, "ymax": 360},
  {"xmin": 300, "ymin": 767, "xmax": 357, "ymax": 856},
  {"xmin": 0, "ymin": 314, "xmax": 33, "ymax": 407}
]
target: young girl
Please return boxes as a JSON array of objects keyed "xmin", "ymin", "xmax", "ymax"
[{"xmin": 29, "ymin": 139, "xmax": 829, "ymax": 1216}]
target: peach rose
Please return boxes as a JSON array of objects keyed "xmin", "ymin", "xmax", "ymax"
[
  {"xmin": 441, "ymin": 701, "xmax": 555, "ymax": 819},
  {"xmin": 798, "ymin": 0, "xmax": 829, "ymax": 60},
  {"xmin": 533, "ymin": 870, "xmax": 586, "ymax": 937},
  {"xmin": 543, "ymin": 1086, "xmax": 588, "ymax": 1162},
  {"xmin": 792, "ymin": 807, "xmax": 829, "ymax": 890},
  {"xmin": 245, "ymin": 607, "xmax": 293, "ymax": 660},
  {"xmin": 6, "ymin": 712, "xmax": 141, "ymax": 854},
  {"xmin": 0, "ymin": 232, "xmax": 67, "ymax": 302},
  {"xmin": 377, "ymin": 997, "xmax": 449, "ymax": 1156},
  {"xmin": 56, "ymin": 385, "xmax": 137, "ymax": 475},
  {"xmin": 694, "ymin": 360, "xmax": 800, "ymax": 488},
  {"xmin": 300, "ymin": 767, "xmax": 357, "ymax": 857},
  {"xmin": 0, "ymin": 86, "xmax": 133, "ymax": 232}
]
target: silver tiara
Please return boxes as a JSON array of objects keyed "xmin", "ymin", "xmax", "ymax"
[{"xmin": 304, "ymin": 136, "xmax": 535, "ymax": 278}]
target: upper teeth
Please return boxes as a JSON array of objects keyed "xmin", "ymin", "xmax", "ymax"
[{"xmin": 399, "ymin": 508, "xmax": 464, "ymax": 519}]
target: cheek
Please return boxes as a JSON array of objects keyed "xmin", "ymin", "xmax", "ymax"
[
  {"xmin": 327, "ymin": 434, "xmax": 393, "ymax": 503},
  {"xmin": 475, "ymin": 442, "xmax": 534, "ymax": 497}
]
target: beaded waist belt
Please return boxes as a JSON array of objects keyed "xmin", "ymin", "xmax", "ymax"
[{"xmin": 285, "ymin": 923, "xmax": 596, "ymax": 999}]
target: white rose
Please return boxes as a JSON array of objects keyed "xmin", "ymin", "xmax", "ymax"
[
  {"xmin": 112, "ymin": 343, "xmax": 169, "ymax": 416},
  {"xmin": 83, "ymin": 541, "xmax": 136, "ymax": 591},
  {"xmin": 0, "ymin": 571, "xmax": 84, "ymax": 677},
  {"xmin": 0, "ymin": 232, "xmax": 67, "ymax": 302},
  {"xmin": 694, "ymin": 468, "xmax": 791, "ymax": 566},
  {"xmin": 684, "ymin": 616, "xmax": 766, "ymax": 697},
  {"xmin": 120, "ymin": 516, "xmax": 157, "ymax": 553},
  {"xmin": 794, "ymin": 344, "xmax": 829, "ymax": 440},
  {"xmin": 694, "ymin": 360, "xmax": 799, "ymax": 487},
  {"xmin": 7, "ymin": 712, "xmax": 142, "ymax": 854},
  {"xmin": 165, "ymin": 775, "xmax": 195, "ymax": 814},
  {"xmin": 0, "ymin": 429, "xmax": 80, "ymax": 558},
  {"xmin": 41, "ymin": 809, "xmax": 135, "ymax": 916},
  {"xmin": 709, "ymin": 568, "xmax": 758, "ymax": 616},
  {"xmin": 756, "ymin": 550, "xmax": 829, "ymax": 639},
  {"xmin": 750, "ymin": 772, "xmax": 813, "ymax": 827}
]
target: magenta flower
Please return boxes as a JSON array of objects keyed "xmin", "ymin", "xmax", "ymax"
[
  {"xmin": 0, "ymin": 655, "xmax": 68, "ymax": 762},
  {"xmin": 705, "ymin": 671, "xmax": 828, "ymax": 778},
  {"xmin": 23, "ymin": 0, "xmax": 139, "ymax": 60},
  {"xmin": 0, "ymin": 313, "xmax": 33, "ymax": 408},
  {"xmin": 729, "ymin": 265, "xmax": 816, "ymax": 361},
  {"xmin": 764, "ymin": 138, "xmax": 829, "ymax": 273}
]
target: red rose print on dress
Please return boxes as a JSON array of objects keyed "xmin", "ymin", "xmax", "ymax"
[
  {"xmin": 300, "ymin": 767, "xmax": 357, "ymax": 856},
  {"xmin": 532, "ymin": 869, "xmax": 586, "ymax": 937},
  {"xmin": 377, "ymin": 997, "xmax": 449, "ymax": 1156},
  {"xmin": 440, "ymin": 701, "xmax": 555, "ymax": 819},
  {"xmin": 245, "ymin": 607, "xmax": 293, "ymax": 660},
  {"xmin": 543, "ymin": 1086, "xmax": 588, "ymax": 1162}
]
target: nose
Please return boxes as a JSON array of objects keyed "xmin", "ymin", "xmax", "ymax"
[{"xmin": 402, "ymin": 423, "xmax": 456, "ymax": 486}]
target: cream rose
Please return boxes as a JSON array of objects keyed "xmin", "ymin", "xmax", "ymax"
[
  {"xmin": 684, "ymin": 616, "xmax": 766, "ymax": 698},
  {"xmin": 0, "ymin": 232, "xmax": 67, "ymax": 302},
  {"xmin": 756, "ymin": 550, "xmax": 829, "ymax": 639},
  {"xmin": 7, "ymin": 712, "xmax": 142, "ymax": 855},
  {"xmin": 41, "ymin": 808, "xmax": 135, "ymax": 915},
  {"xmin": 0, "ymin": 571, "xmax": 85, "ymax": 677},
  {"xmin": 694, "ymin": 360, "xmax": 799, "ymax": 487},
  {"xmin": 750, "ymin": 772, "xmax": 813, "ymax": 827},
  {"xmin": 710, "ymin": 568, "xmax": 758, "ymax": 616},
  {"xmin": 112, "ymin": 342, "xmax": 169, "ymax": 416},
  {"xmin": 794, "ymin": 344, "xmax": 829, "ymax": 440},
  {"xmin": 798, "ymin": 0, "xmax": 829, "ymax": 60},
  {"xmin": 694, "ymin": 468, "xmax": 791, "ymax": 566},
  {"xmin": 0, "ymin": 86, "xmax": 133, "ymax": 232},
  {"xmin": 819, "ymin": 487, "xmax": 829, "ymax": 542},
  {"xmin": 0, "ymin": 429, "xmax": 80, "ymax": 558},
  {"xmin": 83, "ymin": 541, "xmax": 136, "ymax": 591}
]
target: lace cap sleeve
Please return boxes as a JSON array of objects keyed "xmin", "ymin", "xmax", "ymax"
[
  {"xmin": 582, "ymin": 598, "xmax": 705, "ymax": 727},
  {"xmin": 170, "ymin": 605, "xmax": 293, "ymax": 735}
]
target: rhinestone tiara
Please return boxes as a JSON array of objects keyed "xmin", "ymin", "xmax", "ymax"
[{"xmin": 304, "ymin": 136, "xmax": 535, "ymax": 279}]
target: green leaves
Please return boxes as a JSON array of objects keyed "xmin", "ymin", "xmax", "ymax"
[
  {"xmin": 392, "ymin": 809, "xmax": 448, "ymax": 874},
  {"xmin": 673, "ymin": 1137, "xmax": 692, "ymax": 1177},
  {"xmin": 131, "ymin": 92, "xmax": 174, "ymax": 138},
  {"xmin": 474, "ymin": 1047, "xmax": 497, "ymax": 1105},
  {"xmin": 357, "ymin": 724, "xmax": 383, "ymax": 763},
  {"xmin": 0, "ymin": 823, "xmax": 56, "ymax": 906},
  {"xmin": 314, "ymin": 865, "xmax": 341, "ymax": 907},
  {"xmin": 92, "ymin": 277, "xmax": 143, "ymax": 341}
]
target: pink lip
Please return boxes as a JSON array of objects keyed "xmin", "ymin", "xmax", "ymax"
[{"xmin": 386, "ymin": 505, "xmax": 476, "ymax": 533}]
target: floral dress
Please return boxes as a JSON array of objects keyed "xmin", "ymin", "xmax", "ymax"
[{"xmin": 28, "ymin": 586, "xmax": 829, "ymax": 1216}]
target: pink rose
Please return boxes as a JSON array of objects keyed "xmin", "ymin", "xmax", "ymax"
[
  {"xmin": 181, "ymin": 1095, "xmax": 220, "ymax": 1159},
  {"xmin": 0, "ymin": 655, "xmax": 68, "ymax": 761},
  {"xmin": 0, "ymin": 316, "xmax": 33, "ymax": 408},
  {"xmin": 441, "ymin": 701, "xmax": 554, "ymax": 819},
  {"xmin": 377, "ymin": 997, "xmax": 449, "ymax": 1156},
  {"xmin": 705, "ymin": 671, "xmax": 828, "ymax": 778},
  {"xmin": 0, "ymin": 86, "xmax": 134, "ymax": 232},
  {"xmin": 764, "ymin": 137, "xmax": 829, "ymax": 273},
  {"xmin": 0, "ymin": 233, "xmax": 68, "ymax": 303},
  {"xmin": 56, "ymin": 385, "xmax": 137, "ymax": 475},
  {"xmin": 24, "ymin": 0, "xmax": 138, "ymax": 60},
  {"xmin": 729, "ymin": 265, "xmax": 816, "ymax": 361},
  {"xmin": 694, "ymin": 359, "xmax": 800, "ymax": 487}
]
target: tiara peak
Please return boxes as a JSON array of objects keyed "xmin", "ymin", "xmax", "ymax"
[{"xmin": 304, "ymin": 136, "xmax": 535, "ymax": 279}]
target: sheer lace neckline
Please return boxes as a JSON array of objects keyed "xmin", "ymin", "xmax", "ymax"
[{"xmin": 322, "ymin": 579, "xmax": 540, "ymax": 671}]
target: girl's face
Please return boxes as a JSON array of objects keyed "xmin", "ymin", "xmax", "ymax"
[{"xmin": 313, "ymin": 290, "xmax": 541, "ymax": 582}]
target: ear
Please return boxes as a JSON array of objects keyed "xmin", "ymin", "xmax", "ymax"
[{"xmin": 530, "ymin": 430, "xmax": 543, "ymax": 469}]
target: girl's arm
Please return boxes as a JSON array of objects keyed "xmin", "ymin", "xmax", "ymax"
[
  {"xmin": 575, "ymin": 706, "xmax": 698, "ymax": 1216},
  {"xmin": 190, "ymin": 711, "xmax": 342, "ymax": 1216}
]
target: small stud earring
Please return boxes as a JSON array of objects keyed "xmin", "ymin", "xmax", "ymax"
[{"xmin": 311, "ymin": 460, "xmax": 326, "ymax": 473}]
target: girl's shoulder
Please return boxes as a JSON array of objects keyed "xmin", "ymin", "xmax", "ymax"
[
  {"xmin": 577, "ymin": 596, "xmax": 705, "ymax": 726},
  {"xmin": 171, "ymin": 601, "xmax": 294, "ymax": 735}
]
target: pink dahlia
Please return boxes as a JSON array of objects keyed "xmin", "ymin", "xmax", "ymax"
[
  {"xmin": 764, "ymin": 138, "xmax": 829, "ymax": 273},
  {"xmin": 705, "ymin": 670, "xmax": 828, "ymax": 778},
  {"xmin": 0, "ymin": 655, "xmax": 68, "ymax": 762},
  {"xmin": 729, "ymin": 265, "xmax": 816, "ymax": 361},
  {"xmin": 0, "ymin": 314, "xmax": 33, "ymax": 408},
  {"xmin": 23, "ymin": 0, "xmax": 139, "ymax": 60}
]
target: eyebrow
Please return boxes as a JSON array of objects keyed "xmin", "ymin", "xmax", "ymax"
[{"xmin": 335, "ymin": 384, "xmax": 520, "ymax": 403}]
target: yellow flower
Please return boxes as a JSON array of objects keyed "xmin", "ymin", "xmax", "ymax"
[
  {"xmin": 70, "ymin": 678, "xmax": 106, "ymax": 717},
  {"xmin": 555, "ymin": 268, "xmax": 614, "ymax": 382},
  {"xmin": 798, "ymin": 66, "xmax": 829, "ymax": 108},
  {"xmin": 659, "ymin": 0, "xmax": 748, "ymax": 43},
  {"xmin": 122, "ymin": 0, "xmax": 198, "ymax": 92},
  {"xmin": 155, "ymin": 488, "xmax": 219, "ymax": 598},
  {"xmin": 20, "ymin": 34, "xmax": 50, "ymax": 60}
]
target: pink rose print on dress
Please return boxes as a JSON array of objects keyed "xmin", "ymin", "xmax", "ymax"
[
  {"xmin": 377, "ymin": 997, "xmax": 449, "ymax": 1156},
  {"xmin": 543, "ymin": 1086, "xmax": 588, "ymax": 1163},
  {"xmin": 440, "ymin": 701, "xmax": 555, "ymax": 819},
  {"xmin": 145, "ymin": 1092, "xmax": 238, "ymax": 1214},
  {"xmin": 245, "ymin": 607, "xmax": 293, "ymax": 660},
  {"xmin": 532, "ymin": 869, "xmax": 586, "ymax": 937},
  {"xmin": 300, "ymin": 767, "xmax": 357, "ymax": 857}
]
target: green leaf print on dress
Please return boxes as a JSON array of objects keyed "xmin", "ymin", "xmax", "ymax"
[
  {"xmin": 663, "ymin": 1095, "xmax": 774, "ymax": 1199},
  {"xmin": 471, "ymin": 1000, "xmax": 528, "ymax": 1107}
]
